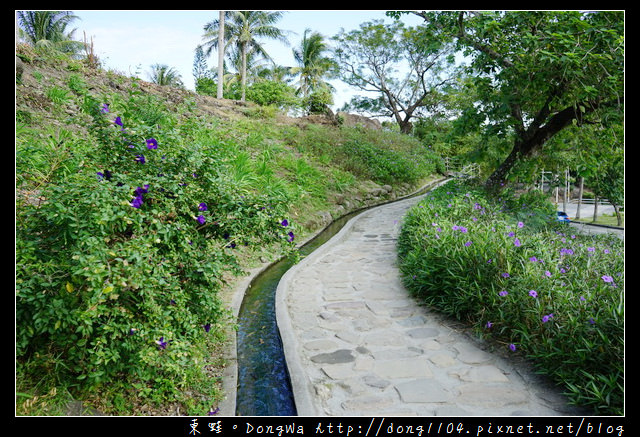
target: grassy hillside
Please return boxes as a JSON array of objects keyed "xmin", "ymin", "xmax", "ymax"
[{"xmin": 15, "ymin": 45, "xmax": 443, "ymax": 415}]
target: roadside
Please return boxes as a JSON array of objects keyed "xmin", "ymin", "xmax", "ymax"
[{"xmin": 557, "ymin": 201, "xmax": 624, "ymax": 239}]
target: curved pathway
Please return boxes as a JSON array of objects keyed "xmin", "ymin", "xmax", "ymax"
[{"xmin": 276, "ymin": 186, "xmax": 589, "ymax": 416}]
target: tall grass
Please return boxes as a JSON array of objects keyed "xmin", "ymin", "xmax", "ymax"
[{"xmin": 398, "ymin": 180, "xmax": 624, "ymax": 415}]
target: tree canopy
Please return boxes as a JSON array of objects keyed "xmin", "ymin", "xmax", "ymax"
[
  {"xmin": 332, "ymin": 20, "xmax": 456, "ymax": 134},
  {"xmin": 201, "ymin": 11, "xmax": 290, "ymax": 101},
  {"xmin": 402, "ymin": 10, "xmax": 623, "ymax": 192}
]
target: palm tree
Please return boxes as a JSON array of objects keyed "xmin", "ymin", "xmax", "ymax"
[
  {"xmin": 17, "ymin": 10, "xmax": 83, "ymax": 55},
  {"xmin": 291, "ymin": 29, "xmax": 336, "ymax": 100},
  {"xmin": 147, "ymin": 64, "xmax": 184, "ymax": 88},
  {"xmin": 202, "ymin": 11, "xmax": 290, "ymax": 101},
  {"xmin": 257, "ymin": 62, "xmax": 295, "ymax": 84}
]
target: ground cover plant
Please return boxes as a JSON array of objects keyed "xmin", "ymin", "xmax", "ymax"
[{"xmin": 397, "ymin": 179, "xmax": 624, "ymax": 415}]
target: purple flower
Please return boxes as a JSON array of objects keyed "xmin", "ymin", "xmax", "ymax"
[
  {"xmin": 601, "ymin": 275, "xmax": 614, "ymax": 283},
  {"xmin": 509, "ymin": 343, "xmax": 517, "ymax": 352},
  {"xmin": 156, "ymin": 337, "xmax": 168, "ymax": 349},
  {"xmin": 544, "ymin": 271, "xmax": 552, "ymax": 278},
  {"xmin": 502, "ymin": 272, "xmax": 510, "ymax": 278},
  {"xmin": 499, "ymin": 290, "xmax": 509, "ymax": 297},
  {"xmin": 464, "ymin": 241, "xmax": 472, "ymax": 247},
  {"xmin": 134, "ymin": 185, "xmax": 149, "ymax": 197},
  {"xmin": 518, "ymin": 221, "xmax": 524, "ymax": 228},
  {"xmin": 542, "ymin": 314, "xmax": 554, "ymax": 323},
  {"xmin": 485, "ymin": 321, "xmax": 493, "ymax": 328},
  {"xmin": 114, "ymin": 116, "xmax": 123, "ymax": 127},
  {"xmin": 198, "ymin": 202, "xmax": 208, "ymax": 211},
  {"xmin": 203, "ymin": 323, "xmax": 211, "ymax": 333},
  {"xmin": 131, "ymin": 196, "xmax": 144, "ymax": 208},
  {"xmin": 196, "ymin": 215, "xmax": 206, "ymax": 225},
  {"xmin": 281, "ymin": 219, "xmax": 289, "ymax": 227},
  {"xmin": 100, "ymin": 103, "xmax": 109, "ymax": 113},
  {"xmin": 529, "ymin": 290, "xmax": 538, "ymax": 298},
  {"xmin": 135, "ymin": 154, "xmax": 146, "ymax": 164},
  {"xmin": 97, "ymin": 170, "xmax": 112, "ymax": 181},
  {"xmin": 529, "ymin": 256, "xmax": 538, "ymax": 263},
  {"xmin": 146, "ymin": 138, "xmax": 158, "ymax": 150},
  {"xmin": 287, "ymin": 231, "xmax": 295, "ymax": 242},
  {"xmin": 513, "ymin": 238, "xmax": 521, "ymax": 247}
]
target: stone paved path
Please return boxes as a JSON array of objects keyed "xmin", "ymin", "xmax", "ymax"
[{"xmin": 276, "ymin": 188, "xmax": 589, "ymax": 416}]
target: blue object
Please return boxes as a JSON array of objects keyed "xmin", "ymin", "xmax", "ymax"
[{"xmin": 557, "ymin": 211, "xmax": 571, "ymax": 223}]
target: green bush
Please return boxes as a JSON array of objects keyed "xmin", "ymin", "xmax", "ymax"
[
  {"xmin": 245, "ymin": 80, "xmax": 300, "ymax": 111},
  {"xmin": 397, "ymin": 180, "xmax": 624, "ymax": 415},
  {"xmin": 291, "ymin": 124, "xmax": 442, "ymax": 186},
  {"xmin": 16, "ymin": 89, "xmax": 297, "ymax": 403}
]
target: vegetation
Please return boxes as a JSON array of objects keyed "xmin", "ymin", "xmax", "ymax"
[
  {"xmin": 15, "ymin": 41, "xmax": 439, "ymax": 415},
  {"xmin": 15, "ymin": 9, "xmax": 623, "ymax": 416},
  {"xmin": 398, "ymin": 11, "xmax": 624, "ymax": 193},
  {"xmin": 201, "ymin": 11, "xmax": 290, "ymax": 102},
  {"xmin": 333, "ymin": 19, "xmax": 456, "ymax": 134},
  {"xmin": 398, "ymin": 179, "xmax": 623, "ymax": 415}
]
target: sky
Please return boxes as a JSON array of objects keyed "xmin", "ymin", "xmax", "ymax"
[{"xmin": 69, "ymin": 10, "xmax": 425, "ymax": 110}]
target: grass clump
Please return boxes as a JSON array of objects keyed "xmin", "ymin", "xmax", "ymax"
[{"xmin": 397, "ymin": 180, "xmax": 624, "ymax": 415}]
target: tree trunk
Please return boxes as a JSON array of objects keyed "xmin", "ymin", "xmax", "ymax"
[
  {"xmin": 217, "ymin": 11, "xmax": 225, "ymax": 99},
  {"xmin": 240, "ymin": 42, "xmax": 247, "ymax": 102},
  {"xmin": 575, "ymin": 176, "xmax": 584, "ymax": 219},
  {"xmin": 613, "ymin": 204, "xmax": 622, "ymax": 226},
  {"xmin": 399, "ymin": 119, "xmax": 413, "ymax": 134},
  {"xmin": 484, "ymin": 144, "xmax": 521, "ymax": 193},
  {"xmin": 484, "ymin": 99, "xmax": 622, "ymax": 194}
]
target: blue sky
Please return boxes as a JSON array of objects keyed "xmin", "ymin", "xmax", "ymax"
[{"xmin": 72, "ymin": 10, "xmax": 424, "ymax": 110}]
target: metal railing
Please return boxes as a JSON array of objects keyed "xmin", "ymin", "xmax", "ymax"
[{"xmin": 443, "ymin": 157, "xmax": 479, "ymax": 178}]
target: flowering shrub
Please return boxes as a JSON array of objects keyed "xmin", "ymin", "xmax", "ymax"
[
  {"xmin": 398, "ymin": 180, "xmax": 624, "ymax": 415},
  {"xmin": 16, "ymin": 91, "xmax": 297, "ymax": 403}
]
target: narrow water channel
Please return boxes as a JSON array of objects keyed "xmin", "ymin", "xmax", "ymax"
[
  {"xmin": 234, "ymin": 180, "xmax": 445, "ymax": 416},
  {"xmin": 235, "ymin": 211, "xmax": 358, "ymax": 416}
]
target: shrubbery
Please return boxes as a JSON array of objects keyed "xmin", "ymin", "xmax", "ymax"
[
  {"xmin": 290, "ymin": 124, "xmax": 443, "ymax": 186},
  {"xmin": 16, "ymin": 84, "xmax": 297, "ymax": 409},
  {"xmin": 397, "ymin": 180, "xmax": 624, "ymax": 415}
]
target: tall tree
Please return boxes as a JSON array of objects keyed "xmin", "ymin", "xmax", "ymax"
[
  {"xmin": 17, "ymin": 10, "xmax": 83, "ymax": 55},
  {"xmin": 332, "ymin": 20, "xmax": 455, "ymax": 134},
  {"xmin": 405, "ymin": 11, "xmax": 624, "ymax": 193},
  {"xmin": 193, "ymin": 45, "xmax": 212, "ymax": 81},
  {"xmin": 291, "ymin": 29, "xmax": 336, "ymax": 99},
  {"xmin": 202, "ymin": 11, "xmax": 289, "ymax": 101},
  {"xmin": 217, "ymin": 10, "xmax": 225, "ymax": 99}
]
